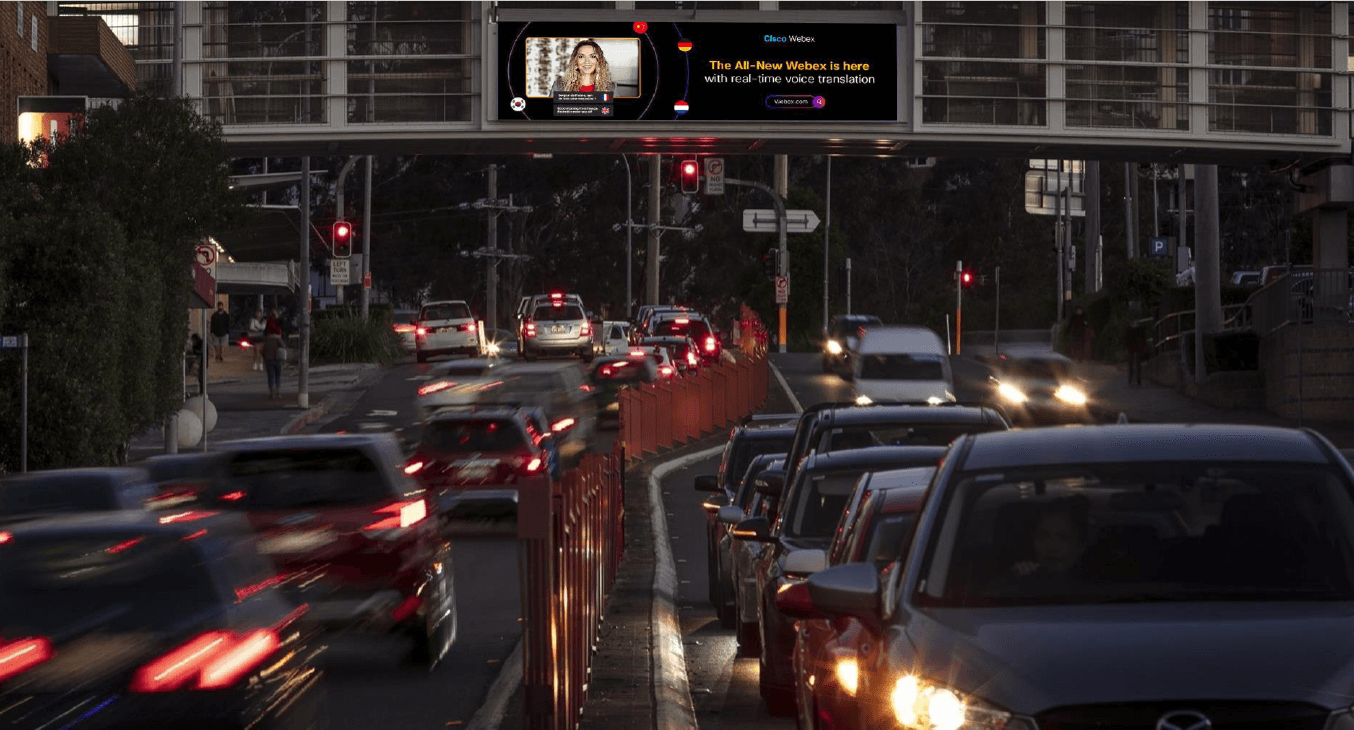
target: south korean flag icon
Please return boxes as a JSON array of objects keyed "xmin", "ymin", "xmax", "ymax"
[{"xmin": 510, "ymin": 97, "xmax": 526, "ymax": 112}]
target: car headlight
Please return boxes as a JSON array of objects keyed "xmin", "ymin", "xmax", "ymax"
[
  {"xmin": 997, "ymin": 382, "xmax": 1027, "ymax": 404},
  {"xmin": 1054, "ymin": 385, "xmax": 1088, "ymax": 406},
  {"xmin": 926, "ymin": 396, "xmax": 945, "ymax": 406},
  {"xmin": 856, "ymin": 395, "xmax": 873, "ymax": 406},
  {"xmin": 827, "ymin": 340, "xmax": 843, "ymax": 355},
  {"xmin": 486, "ymin": 341, "xmax": 501, "ymax": 355},
  {"xmin": 891, "ymin": 675, "xmax": 1012, "ymax": 730},
  {"xmin": 835, "ymin": 658, "xmax": 860, "ymax": 696}
]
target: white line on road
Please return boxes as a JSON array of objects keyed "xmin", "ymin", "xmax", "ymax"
[
  {"xmin": 465, "ymin": 641, "xmax": 523, "ymax": 730},
  {"xmin": 768, "ymin": 360, "xmax": 804, "ymax": 413}
]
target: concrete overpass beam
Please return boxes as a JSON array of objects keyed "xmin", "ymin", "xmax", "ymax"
[{"xmin": 1193, "ymin": 164, "xmax": 1221, "ymax": 384}]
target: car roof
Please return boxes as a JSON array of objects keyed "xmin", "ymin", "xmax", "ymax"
[
  {"xmin": 2, "ymin": 466, "xmax": 150, "ymax": 486},
  {"xmin": 427, "ymin": 406, "xmax": 524, "ymax": 422},
  {"xmin": 802, "ymin": 445, "xmax": 949, "ymax": 471},
  {"xmin": 960, "ymin": 424, "xmax": 1331, "ymax": 471},
  {"xmin": 640, "ymin": 336, "xmax": 691, "ymax": 344},
  {"xmin": 821, "ymin": 405, "xmax": 1002, "ymax": 426},
  {"xmin": 217, "ymin": 432, "xmax": 399, "ymax": 452},
  {"xmin": 858, "ymin": 326, "xmax": 946, "ymax": 354},
  {"xmin": 3, "ymin": 509, "xmax": 255, "ymax": 541},
  {"xmin": 877, "ymin": 482, "xmax": 931, "ymax": 513},
  {"xmin": 422, "ymin": 299, "xmax": 469, "ymax": 307},
  {"xmin": 734, "ymin": 425, "xmax": 797, "ymax": 439}
]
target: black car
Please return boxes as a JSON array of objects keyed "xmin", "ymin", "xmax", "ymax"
[
  {"xmin": 0, "ymin": 467, "xmax": 158, "ymax": 521},
  {"xmin": 990, "ymin": 352, "xmax": 1096, "ymax": 425},
  {"xmin": 823, "ymin": 315, "xmax": 882, "ymax": 376},
  {"xmin": 588, "ymin": 356, "xmax": 658, "ymax": 427},
  {"xmin": 736, "ymin": 445, "xmax": 949, "ymax": 715},
  {"xmin": 802, "ymin": 424, "xmax": 1354, "ymax": 730},
  {"xmin": 0, "ymin": 511, "xmax": 324, "ymax": 729},
  {"xmin": 695, "ymin": 420, "xmax": 796, "ymax": 625}
]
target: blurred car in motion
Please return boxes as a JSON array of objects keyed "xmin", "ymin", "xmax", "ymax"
[
  {"xmin": 392, "ymin": 308, "xmax": 420, "ymax": 352},
  {"xmin": 598, "ymin": 321, "xmax": 632, "ymax": 356},
  {"xmin": 0, "ymin": 467, "xmax": 157, "ymax": 522},
  {"xmin": 416, "ymin": 300, "xmax": 480, "ymax": 363},
  {"xmin": 181, "ymin": 433, "xmax": 456, "ymax": 668},
  {"xmin": 800, "ymin": 424, "xmax": 1354, "ymax": 730},
  {"xmin": 476, "ymin": 362, "xmax": 598, "ymax": 461},
  {"xmin": 519, "ymin": 300, "xmax": 593, "ymax": 362},
  {"xmin": 991, "ymin": 352, "xmax": 1095, "ymax": 425},
  {"xmin": 481, "ymin": 328, "xmax": 518, "ymax": 359},
  {"xmin": 416, "ymin": 358, "xmax": 504, "ymax": 420},
  {"xmin": 780, "ymin": 467, "xmax": 934, "ymax": 730},
  {"xmin": 822, "ymin": 314, "xmax": 882, "ymax": 377},
  {"xmin": 695, "ymin": 419, "xmax": 796, "ymax": 626},
  {"xmin": 0, "ymin": 511, "xmax": 324, "ymax": 729},
  {"xmin": 588, "ymin": 356, "xmax": 658, "ymax": 427},
  {"xmin": 647, "ymin": 312, "xmax": 722, "ymax": 364},
  {"xmin": 732, "ymin": 446, "xmax": 949, "ymax": 714},
  {"xmin": 638, "ymin": 335, "xmax": 701, "ymax": 375},
  {"xmin": 407, "ymin": 407, "xmax": 561, "ymax": 496},
  {"xmin": 852, "ymin": 326, "xmax": 955, "ymax": 406}
]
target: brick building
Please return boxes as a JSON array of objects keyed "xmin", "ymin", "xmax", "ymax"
[{"xmin": 0, "ymin": 2, "xmax": 50, "ymax": 143}]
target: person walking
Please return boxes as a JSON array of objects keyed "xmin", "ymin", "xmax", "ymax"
[
  {"xmin": 1068, "ymin": 306, "xmax": 1090, "ymax": 363},
  {"xmin": 262, "ymin": 331, "xmax": 284, "ymax": 399},
  {"xmin": 209, "ymin": 301, "xmax": 231, "ymax": 362},
  {"xmin": 1126, "ymin": 319, "xmax": 1148, "ymax": 386},
  {"xmin": 248, "ymin": 309, "xmax": 267, "ymax": 371}
]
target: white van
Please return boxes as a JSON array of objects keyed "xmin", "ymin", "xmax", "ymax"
[{"xmin": 851, "ymin": 326, "xmax": 956, "ymax": 405}]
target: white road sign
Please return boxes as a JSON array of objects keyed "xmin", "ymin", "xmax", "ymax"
[
  {"xmin": 704, "ymin": 158, "xmax": 725, "ymax": 195},
  {"xmin": 330, "ymin": 258, "xmax": 351, "ymax": 285},
  {"xmin": 742, "ymin": 209, "xmax": 821, "ymax": 234}
]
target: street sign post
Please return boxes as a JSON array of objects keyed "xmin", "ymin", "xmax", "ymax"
[
  {"xmin": 774, "ymin": 275, "xmax": 789, "ymax": 304},
  {"xmin": 704, "ymin": 158, "xmax": 725, "ymax": 195},
  {"xmin": 1, "ymin": 334, "xmax": 28, "ymax": 472},
  {"xmin": 1149, "ymin": 236, "xmax": 1170, "ymax": 257},
  {"xmin": 330, "ymin": 258, "xmax": 351, "ymax": 286},
  {"xmin": 363, "ymin": 270, "xmax": 372, "ymax": 290},
  {"xmin": 1023, "ymin": 171, "xmax": 1086, "ymax": 217},
  {"xmin": 742, "ymin": 209, "xmax": 820, "ymax": 234}
]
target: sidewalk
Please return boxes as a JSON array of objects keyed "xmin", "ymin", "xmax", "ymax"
[
  {"xmin": 1081, "ymin": 360, "xmax": 1354, "ymax": 449},
  {"xmin": 127, "ymin": 345, "xmax": 386, "ymax": 463}
]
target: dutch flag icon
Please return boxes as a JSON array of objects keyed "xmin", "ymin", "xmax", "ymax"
[{"xmin": 674, "ymin": 100, "xmax": 689, "ymax": 114}]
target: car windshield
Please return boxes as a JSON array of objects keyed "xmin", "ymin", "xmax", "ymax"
[
  {"xmin": 1, "ymin": 475, "xmax": 121, "ymax": 515},
  {"xmin": 859, "ymin": 354, "xmax": 946, "ymax": 381},
  {"xmin": 820, "ymin": 423, "xmax": 998, "ymax": 451},
  {"xmin": 654, "ymin": 319, "xmax": 711, "ymax": 339},
  {"xmin": 533, "ymin": 305, "xmax": 584, "ymax": 322},
  {"xmin": 736, "ymin": 461, "xmax": 779, "ymax": 510},
  {"xmin": 862, "ymin": 512, "xmax": 919, "ymax": 567},
  {"xmin": 220, "ymin": 449, "xmax": 393, "ymax": 509},
  {"xmin": 1006, "ymin": 359, "xmax": 1072, "ymax": 381},
  {"xmin": 833, "ymin": 317, "xmax": 881, "ymax": 337},
  {"xmin": 729, "ymin": 437, "xmax": 793, "ymax": 488},
  {"xmin": 424, "ymin": 419, "xmax": 525, "ymax": 453},
  {"xmin": 394, "ymin": 312, "xmax": 417, "ymax": 325},
  {"xmin": 0, "ymin": 534, "xmax": 220, "ymax": 636},
  {"xmin": 785, "ymin": 469, "xmax": 873, "ymax": 540},
  {"xmin": 421, "ymin": 303, "xmax": 471, "ymax": 321},
  {"xmin": 916, "ymin": 463, "xmax": 1354, "ymax": 607}
]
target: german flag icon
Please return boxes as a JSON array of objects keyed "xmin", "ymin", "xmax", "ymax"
[{"xmin": 677, "ymin": 38, "xmax": 693, "ymax": 52}]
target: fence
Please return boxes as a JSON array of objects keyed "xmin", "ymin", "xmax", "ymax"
[
  {"xmin": 617, "ymin": 356, "xmax": 770, "ymax": 463},
  {"xmin": 1251, "ymin": 268, "xmax": 1354, "ymax": 337},
  {"xmin": 1153, "ymin": 304, "xmax": 1244, "ymax": 355},
  {"xmin": 515, "ymin": 445, "xmax": 625, "ymax": 730}
]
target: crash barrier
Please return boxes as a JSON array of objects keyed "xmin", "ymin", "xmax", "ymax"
[
  {"xmin": 618, "ymin": 355, "xmax": 769, "ymax": 463},
  {"xmin": 519, "ymin": 446, "xmax": 625, "ymax": 730}
]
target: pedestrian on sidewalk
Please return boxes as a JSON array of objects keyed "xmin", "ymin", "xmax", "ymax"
[
  {"xmin": 1126, "ymin": 319, "xmax": 1147, "ymax": 386},
  {"xmin": 187, "ymin": 332, "xmax": 205, "ymax": 396},
  {"xmin": 248, "ymin": 309, "xmax": 267, "ymax": 371},
  {"xmin": 209, "ymin": 301, "xmax": 231, "ymax": 362},
  {"xmin": 262, "ymin": 331, "xmax": 284, "ymax": 399},
  {"xmin": 1069, "ymin": 306, "xmax": 1091, "ymax": 362},
  {"xmin": 265, "ymin": 308, "xmax": 283, "ymax": 337}
]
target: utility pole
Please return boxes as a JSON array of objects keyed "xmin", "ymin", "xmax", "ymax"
[
  {"xmin": 726, "ymin": 176, "xmax": 788, "ymax": 352},
  {"xmin": 774, "ymin": 154, "xmax": 789, "ymax": 353},
  {"xmin": 994, "ymin": 266, "xmax": 1001, "ymax": 355},
  {"xmin": 845, "ymin": 258, "xmax": 852, "ymax": 315},
  {"xmin": 298, "ymin": 156, "xmax": 311, "ymax": 410},
  {"xmin": 171, "ymin": 2, "xmax": 182, "ymax": 97},
  {"xmin": 1124, "ymin": 162, "xmax": 1137, "ymax": 258},
  {"xmin": 646, "ymin": 154, "xmax": 661, "ymax": 304},
  {"xmin": 1194, "ymin": 164, "xmax": 1222, "ymax": 384},
  {"xmin": 822, "ymin": 157, "xmax": 831, "ymax": 336},
  {"xmin": 360, "ymin": 155, "xmax": 373, "ymax": 318},
  {"xmin": 333, "ymin": 156, "xmax": 359, "ymax": 307},
  {"xmin": 955, "ymin": 260, "xmax": 964, "ymax": 356},
  {"xmin": 1056, "ymin": 180, "xmax": 1066, "ymax": 323},
  {"xmin": 1085, "ymin": 161, "xmax": 1101, "ymax": 295},
  {"xmin": 621, "ymin": 154, "xmax": 633, "ymax": 318},
  {"xmin": 487, "ymin": 164, "xmax": 499, "ymax": 330}
]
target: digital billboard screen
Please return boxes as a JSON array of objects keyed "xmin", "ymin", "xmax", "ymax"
[{"xmin": 497, "ymin": 21, "xmax": 899, "ymax": 122}]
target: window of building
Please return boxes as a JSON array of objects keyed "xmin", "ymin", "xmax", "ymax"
[
  {"xmin": 17, "ymin": 3, "xmax": 23, "ymax": 37},
  {"xmin": 1063, "ymin": 2, "xmax": 1190, "ymax": 130},
  {"xmin": 345, "ymin": 2, "xmax": 476, "ymax": 124},
  {"xmin": 1207, "ymin": 2, "xmax": 1333, "ymax": 136},
  {"xmin": 31, "ymin": 15, "xmax": 38, "ymax": 51},
  {"xmin": 920, "ymin": 2, "xmax": 1046, "ymax": 126}
]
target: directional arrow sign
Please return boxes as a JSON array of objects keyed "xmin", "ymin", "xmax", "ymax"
[{"xmin": 742, "ymin": 209, "xmax": 821, "ymax": 234}]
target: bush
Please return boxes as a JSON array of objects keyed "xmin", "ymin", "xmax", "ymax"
[{"xmin": 310, "ymin": 312, "xmax": 404, "ymax": 365}]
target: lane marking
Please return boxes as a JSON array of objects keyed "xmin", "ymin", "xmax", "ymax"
[
  {"xmin": 768, "ymin": 360, "xmax": 804, "ymax": 413},
  {"xmin": 464, "ymin": 641, "xmax": 522, "ymax": 730}
]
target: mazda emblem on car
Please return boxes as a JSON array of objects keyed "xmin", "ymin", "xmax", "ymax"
[{"xmin": 1157, "ymin": 710, "xmax": 1212, "ymax": 730}]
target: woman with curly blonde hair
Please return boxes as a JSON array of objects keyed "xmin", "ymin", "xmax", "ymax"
[{"xmin": 551, "ymin": 39, "xmax": 615, "ymax": 94}]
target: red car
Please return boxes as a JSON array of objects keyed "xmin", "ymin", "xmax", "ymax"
[
  {"xmin": 649, "ymin": 313, "xmax": 722, "ymax": 364},
  {"xmin": 174, "ymin": 433, "xmax": 456, "ymax": 668},
  {"xmin": 406, "ymin": 407, "xmax": 560, "ymax": 491},
  {"xmin": 778, "ymin": 466, "xmax": 935, "ymax": 730}
]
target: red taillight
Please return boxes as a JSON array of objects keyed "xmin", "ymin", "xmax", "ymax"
[
  {"xmin": 0, "ymin": 531, "xmax": 13, "ymax": 545},
  {"xmin": 418, "ymin": 380, "xmax": 455, "ymax": 397},
  {"xmin": 221, "ymin": 491, "xmax": 245, "ymax": 502},
  {"xmin": 704, "ymin": 336, "xmax": 717, "ymax": 352},
  {"xmin": 130, "ymin": 630, "xmax": 279, "ymax": 693},
  {"xmin": 525, "ymin": 320, "xmax": 537, "ymax": 338},
  {"xmin": 524, "ymin": 457, "xmax": 543, "ymax": 474},
  {"xmin": 394, "ymin": 324, "xmax": 416, "ymax": 333},
  {"xmin": 239, "ymin": 340, "xmax": 251, "ymax": 349},
  {"xmin": 659, "ymin": 365, "xmax": 675, "ymax": 378},
  {"xmin": 404, "ymin": 461, "xmax": 425, "ymax": 475},
  {"xmin": 392, "ymin": 595, "xmax": 423, "ymax": 623},
  {"xmin": 460, "ymin": 322, "xmax": 477, "ymax": 333},
  {"xmin": 416, "ymin": 327, "xmax": 428, "ymax": 337},
  {"xmin": 364, "ymin": 499, "xmax": 428, "ymax": 532},
  {"xmin": 549, "ymin": 292, "xmax": 563, "ymax": 300},
  {"xmin": 551, "ymin": 417, "xmax": 576, "ymax": 432},
  {"xmin": 675, "ymin": 317, "xmax": 689, "ymax": 324},
  {"xmin": 106, "ymin": 537, "xmax": 144, "ymax": 555},
  {"xmin": 159, "ymin": 510, "xmax": 218, "ymax": 525},
  {"xmin": 687, "ymin": 351, "xmax": 698, "ymax": 367},
  {"xmin": 629, "ymin": 349, "xmax": 645, "ymax": 357},
  {"xmin": 580, "ymin": 321, "xmax": 591, "ymax": 337},
  {"xmin": 0, "ymin": 638, "xmax": 54, "ymax": 684}
]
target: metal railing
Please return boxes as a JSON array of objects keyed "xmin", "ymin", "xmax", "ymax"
[
  {"xmin": 619, "ymin": 356, "xmax": 770, "ymax": 462},
  {"xmin": 1153, "ymin": 304, "xmax": 1244, "ymax": 355},
  {"xmin": 1251, "ymin": 268, "xmax": 1354, "ymax": 337}
]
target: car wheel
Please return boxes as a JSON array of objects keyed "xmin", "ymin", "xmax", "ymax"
[
  {"xmin": 407, "ymin": 568, "xmax": 456, "ymax": 669},
  {"xmin": 735, "ymin": 616, "xmax": 760, "ymax": 656}
]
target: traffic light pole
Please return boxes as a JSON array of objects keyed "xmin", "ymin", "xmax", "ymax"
[
  {"xmin": 724, "ymin": 176, "xmax": 788, "ymax": 353},
  {"xmin": 487, "ymin": 164, "xmax": 499, "ymax": 331},
  {"xmin": 955, "ymin": 260, "xmax": 963, "ymax": 356}
]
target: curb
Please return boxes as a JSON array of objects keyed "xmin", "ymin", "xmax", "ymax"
[
  {"xmin": 649, "ymin": 445, "xmax": 725, "ymax": 730},
  {"xmin": 280, "ymin": 393, "xmax": 340, "ymax": 435},
  {"xmin": 768, "ymin": 359, "xmax": 805, "ymax": 413}
]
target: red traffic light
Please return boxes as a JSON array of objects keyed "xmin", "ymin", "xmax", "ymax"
[
  {"xmin": 682, "ymin": 160, "xmax": 698, "ymax": 176},
  {"xmin": 680, "ymin": 159, "xmax": 699, "ymax": 193},
  {"xmin": 332, "ymin": 220, "xmax": 353, "ymax": 257}
]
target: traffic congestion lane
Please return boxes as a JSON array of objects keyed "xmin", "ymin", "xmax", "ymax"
[
  {"xmin": 663, "ymin": 455, "xmax": 794, "ymax": 729},
  {"xmin": 769, "ymin": 354, "xmax": 854, "ymax": 410}
]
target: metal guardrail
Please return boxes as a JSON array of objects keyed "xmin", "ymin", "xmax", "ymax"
[
  {"xmin": 1153, "ymin": 304, "xmax": 1244, "ymax": 355},
  {"xmin": 619, "ymin": 356, "xmax": 770, "ymax": 461},
  {"xmin": 1251, "ymin": 268, "xmax": 1354, "ymax": 337}
]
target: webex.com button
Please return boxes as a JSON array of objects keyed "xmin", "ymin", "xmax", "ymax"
[{"xmin": 765, "ymin": 95, "xmax": 825, "ymax": 110}]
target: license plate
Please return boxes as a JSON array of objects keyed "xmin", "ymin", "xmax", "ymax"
[
  {"xmin": 260, "ymin": 529, "xmax": 335, "ymax": 554},
  {"xmin": 458, "ymin": 466, "xmax": 491, "ymax": 480},
  {"xmin": 552, "ymin": 326, "xmax": 566, "ymax": 333},
  {"xmin": 439, "ymin": 326, "xmax": 456, "ymax": 333}
]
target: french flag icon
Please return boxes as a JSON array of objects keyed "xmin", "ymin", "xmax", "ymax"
[
  {"xmin": 674, "ymin": 100, "xmax": 689, "ymax": 114},
  {"xmin": 601, "ymin": 92, "xmax": 611, "ymax": 101}
]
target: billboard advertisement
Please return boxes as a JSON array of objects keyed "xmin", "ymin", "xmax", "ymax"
[{"xmin": 497, "ymin": 21, "xmax": 899, "ymax": 122}]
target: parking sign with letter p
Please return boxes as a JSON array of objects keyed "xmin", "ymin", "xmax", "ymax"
[{"xmin": 704, "ymin": 158, "xmax": 725, "ymax": 195}]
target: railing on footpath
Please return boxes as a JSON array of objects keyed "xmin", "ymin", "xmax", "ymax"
[
  {"xmin": 512, "ymin": 444, "xmax": 625, "ymax": 730},
  {"xmin": 1153, "ymin": 304, "xmax": 1244, "ymax": 355},
  {"xmin": 617, "ymin": 355, "xmax": 770, "ymax": 463}
]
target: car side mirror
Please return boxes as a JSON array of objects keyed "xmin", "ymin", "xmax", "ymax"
[
  {"xmin": 783, "ymin": 548, "xmax": 828, "ymax": 578},
  {"xmin": 716, "ymin": 505, "xmax": 745, "ymax": 525},
  {"xmin": 774, "ymin": 580, "xmax": 819, "ymax": 621},
  {"xmin": 754, "ymin": 471, "xmax": 785, "ymax": 497},
  {"xmin": 702, "ymin": 493, "xmax": 731, "ymax": 513},
  {"xmin": 732, "ymin": 516, "xmax": 776, "ymax": 542},
  {"xmin": 807, "ymin": 563, "xmax": 883, "ymax": 627}
]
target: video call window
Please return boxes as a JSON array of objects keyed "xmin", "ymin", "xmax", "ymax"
[{"xmin": 525, "ymin": 37, "xmax": 641, "ymax": 98}]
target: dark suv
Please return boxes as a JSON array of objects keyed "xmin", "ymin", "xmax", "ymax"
[{"xmin": 823, "ymin": 314, "xmax": 882, "ymax": 376}]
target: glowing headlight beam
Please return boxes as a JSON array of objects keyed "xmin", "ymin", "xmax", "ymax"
[
  {"xmin": 1054, "ymin": 385, "xmax": 1088, "ymax": 405},
  {"xmin": 855, "ymin": 395, "xmax": 873, "ymax": 406},
  {"xmin": 927, "ymin": 688, "xmax": 966, "ymax": 730},
  {"xmin": 997, "ymin": 381, "xmax": 1028, "ymax": 404},
  {"xmin": 835, "ymin": 659, "xmax": 859, "ymax": 696},
  {"xmin": 827, "ymin": 340, "xmax": 843, "ymax": 355},
  {"xmin": 892, "ymin": 675, "xmax": 920, "ymax": 726}
]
